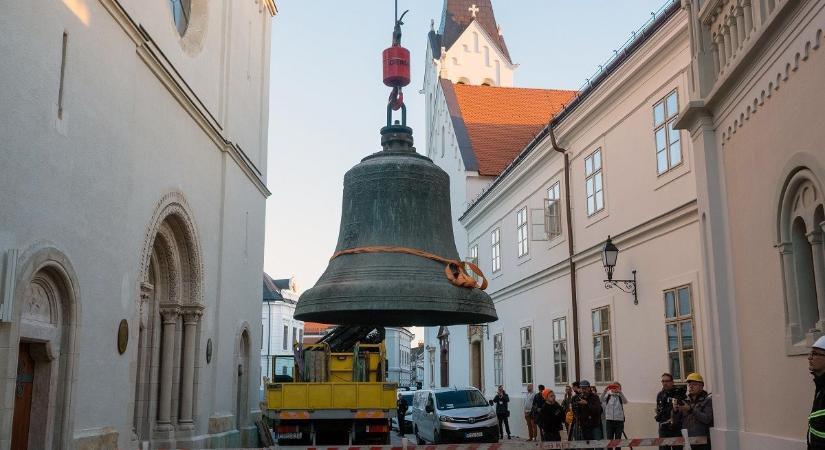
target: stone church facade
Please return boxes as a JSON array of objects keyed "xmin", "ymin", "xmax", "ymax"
[{"xmin": 0, "ymin": 0, "xmax": 275, "ymax": 448}]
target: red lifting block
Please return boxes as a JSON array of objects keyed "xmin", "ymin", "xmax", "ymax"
[{"xmin": 382, "ymin": 46, "xmax": 410, "ymax": 87}]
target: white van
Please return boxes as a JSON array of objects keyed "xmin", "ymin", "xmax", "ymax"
[{"xmin": 411, "ymin": 387, "xmax": 498, "ymax": 444}]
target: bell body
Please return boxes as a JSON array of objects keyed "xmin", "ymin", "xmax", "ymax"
[
  {"xmin": 382, "ymin": 46, "xmax": 411, "ymax": 87},
  {"xmin": 295, "ymin": 125, "xmax": 497, "ymax": 326}
]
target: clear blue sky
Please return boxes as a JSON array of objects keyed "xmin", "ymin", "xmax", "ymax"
[{"xmin": 264, "ymin": 0, "xmax": 672, "ymax": 297}]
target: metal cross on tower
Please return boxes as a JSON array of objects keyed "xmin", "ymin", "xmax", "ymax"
[{"xmin": 468, "ymin": 4, "xmax": 480, "ymax": 17}]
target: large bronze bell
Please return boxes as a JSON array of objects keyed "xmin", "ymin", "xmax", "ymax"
[{"xmin": 294, "ymin": 123, "xmax": 498, "ymax": 326}]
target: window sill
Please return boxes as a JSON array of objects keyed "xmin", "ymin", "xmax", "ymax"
[
  {"xmin": 654, "ymin": 160, "xmax": 691, "ymax": 192},
  {"xmin": 547, "ymin": 236, "xmax": 566, "ymax": 251},
  {"xmin": 787, "ymin": 330, "xmax": 824, "ymax": 356},
  {"xmin": 584, "ymin": 209, "xmax": 610, "ymax": 229},
  {"xmin": 517, "ymin": 256, "xmax": 532, "ymax": 266}
]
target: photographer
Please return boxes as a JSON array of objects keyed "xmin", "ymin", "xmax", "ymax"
[
  {"xmin": 572, "ymin": 380, "xmax": 602, "ymax": 449},
  {"xmin": 601, "ymin": 382, "xmax": 627, "ymax": 449},
  {"xmin": 672, "ymin": 373, "xmax": 713, "ymax": 450},
  {"xmin": 655, "ymin": 373, "xmax": 683, "ymax": 450},
  {"xmin": 493, "ymin": 385, "xmax": 511, "ymax": 439}
]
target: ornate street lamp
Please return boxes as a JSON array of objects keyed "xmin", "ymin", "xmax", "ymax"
[{"xmin": 602, "ymin": 236, "xmax": 638, "ymax": 304}]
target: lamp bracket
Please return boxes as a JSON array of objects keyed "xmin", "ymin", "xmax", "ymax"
[{"xmin": 603, "ymin": 270, "xmax": 638, "ymax": 305}]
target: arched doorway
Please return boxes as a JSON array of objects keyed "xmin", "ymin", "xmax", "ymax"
[
  {"xmin": 133, "ymin": 193, "xmax": 204, "ymax": 445},
  {"xmin": 236, "ymin": 329, "xmax": 251, "ymax": 433},
  {"xmin": 8, "ymin": 247, "xmax": 79, "ymax": 450}
]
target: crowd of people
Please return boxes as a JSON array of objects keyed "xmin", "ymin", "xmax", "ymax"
[{"xmin": 498, "ymin": 371, "xmax": 714, "ymax": 449}]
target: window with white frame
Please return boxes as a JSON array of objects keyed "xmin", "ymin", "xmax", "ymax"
[
  {"xmin": 664, "ymin": 286, "xmax": 695, "ymax": 381},
  {"xmin": 520, "ymin": 326, "xmax": 533, "ymax": 384},
  {"xmin": 491, "ymin": 228, "xmax": 501, "ymax": 272},
  {"xmin": 553, "ymin": 317, "xmax": 568, "ymax": 384},
  {"xmin": 546, "ymin": 182, "xmax": 562, "ymax": 240},
  {"xmin": 493, "ymin": 333, "xmax": 503, "ymax": 386},
  {"xmin": 654, "ymin": 90, "xmax": 682, "ymax": 174},
  {"xmin": 468, "ymin": 245, "xmax": 480, "ymax": 283},
  {"xmin": 517, "ymin": 207, "xmax": 529, "ymax": 257},
  {"xmin": 282, "ymin": 325, "xmax": 288, "ymax": 350},
  {"xmin": 585, "ymin": 149, "xmax": 604, "ymax": 216},
  {"xmin": 592, "ymin": 306, "xmax": 612, "ymax": 383}
]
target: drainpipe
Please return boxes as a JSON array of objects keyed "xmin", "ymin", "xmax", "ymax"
[{"xmin": 550, "ymin": 125, "xmax": 581, "ymax": 382}]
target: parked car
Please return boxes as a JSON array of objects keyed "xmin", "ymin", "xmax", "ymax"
[
  {"xmin": 392, "ymin": 390, "xmax": 415, "ymax": 434},
  {"xmin": 411, "ymin": 387, "xmax": 498, "ymax": 444}
]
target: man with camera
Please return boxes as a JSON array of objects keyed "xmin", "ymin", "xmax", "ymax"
[
  {"xmin": 572, "ymin": 380, "xmax": 602, "ymax": 449},
  {"xmin": 655, "ymin": 373, "xmax": 684, "ymax": 450},
  {"xmin": 672, "ymin": 372, "xmax": 713, "ymax": 450}
]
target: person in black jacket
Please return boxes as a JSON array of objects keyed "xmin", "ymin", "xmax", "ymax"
[
  {"xmin": 655, "ymin": 373, "xmax": 683, "ymax": 450},
  {"xmin": 809, "ymin": 337, "xmax": 825, "ymax": 449},
  {"xmin": 572, "ymin": 380, "xmax": 602, "ymax": 450},
  {"xmin": 531, "ymin": 384, "xmax": 546, "ymax": 436},
  {"xmin": 396, "ymin": 393, "xmax": 409, "ymax": 436},
  {"xmin": 493, "ymin": 385, "xmax": 511, "ymax": 439},
  {"xmin": 538, "ymin": 388, "xmax": 564, "ymax": 441}
]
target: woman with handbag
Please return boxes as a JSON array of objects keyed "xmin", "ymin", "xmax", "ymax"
[{"xmin": 493, "ymin": 385, "xmax": 511, "ymax": 439}]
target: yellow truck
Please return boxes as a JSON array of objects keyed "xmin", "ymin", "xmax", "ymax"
[{"xmin": 264, "ymin": 327, "xmax": 398, "ymax": 445}]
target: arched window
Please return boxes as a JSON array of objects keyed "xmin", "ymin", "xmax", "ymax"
[
  {"xmin": 473, "ymin": 32, "xmax": 479, "ymax": 52},
  {"xmin": 484, "ymin": 46, "xmax": 490, "ymax": 66},
  {"xmin": 778, "ymin": 168, "xmax": 825, "ymax": 351}
]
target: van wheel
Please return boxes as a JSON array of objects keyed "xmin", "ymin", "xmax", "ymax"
[{"xmin": 414, "ymin": 428, "xmax": 425, "ymax": 445}]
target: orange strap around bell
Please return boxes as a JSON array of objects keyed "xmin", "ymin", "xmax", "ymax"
[{"xmin": 330, "ymin": 245, "xmax": 488, "ymax": 291}]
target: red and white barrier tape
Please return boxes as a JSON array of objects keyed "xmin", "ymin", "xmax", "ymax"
[{"xmin": 274, "ymin": 436, "xmax": 708, "ymax": 450}]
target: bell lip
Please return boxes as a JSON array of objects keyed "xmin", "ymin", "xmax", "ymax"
[{"xmin": 293, "ymin": 309, "xmax": 498, "ymax": 327}]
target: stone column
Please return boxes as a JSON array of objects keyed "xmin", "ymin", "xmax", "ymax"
[
  {"xmin": 717, "ymin": 33, "xmax": 727, "ymax": 68},
  {"xmin": 735, "ymin": 5, "xmax": 746, "ymax": 45},
  {"xmin": 742, "ymin": 0, "xmax": 754, "ymax": 34},
  {"xmin": 177, "ymin": 305, "xmax": 203, "ymax": 429},
  {"xmin": 728, "ymin": 14, "xmax": 739, "ymax": 54},
  {"xmin": 778, "ymin": 243, "xmax": 801, "ymax": 340},
  {"xmin": 808, "ymin": 230, "xmax": 825, "ymax": 330},
  {"xmin": 156, "ymin": 305, "xmax": 179, "ymax": 431}
]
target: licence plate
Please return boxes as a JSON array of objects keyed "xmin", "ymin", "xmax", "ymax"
[
  {"xmin": 279, "ymin": 432, "xmax": 302, "ymax": 439},
  {"xmin": 465, "ymin": 432, "xmax": 483, "ymax": 438}
]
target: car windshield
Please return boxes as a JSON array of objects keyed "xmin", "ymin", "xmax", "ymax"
[{"xmin": 435, "ymin": 390, "xmax": 488, "ymax": 410}]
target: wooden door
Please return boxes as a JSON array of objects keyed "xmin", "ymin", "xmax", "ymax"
[{"xmin": 11, "ymin": 343, "xmax": 34, "ymax": 450}]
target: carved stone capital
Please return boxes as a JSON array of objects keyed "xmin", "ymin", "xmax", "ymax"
[
  {"xmin": 776, "ymin": 242, "xmax": 793, "ymax": 255},
  {"xmin": 159, "ymin": 304, "xmax": 180, "ymax": 323},
  {"xmin": 181, "ymin": 304, "xmax": 204, "ymax": 325},
  {"xmin": 808, "ymin": 230, "xmax": 824, "ymax": 245}
]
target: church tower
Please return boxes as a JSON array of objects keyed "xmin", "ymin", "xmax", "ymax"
[{"xmin": 424, "ymin": 0, "xmax": 517, "ymax": 89}]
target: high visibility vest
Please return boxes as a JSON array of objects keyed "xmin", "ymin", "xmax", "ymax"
[{"xmin": 810, "ymin": 409, "xmax": 825, "ymax": 439}]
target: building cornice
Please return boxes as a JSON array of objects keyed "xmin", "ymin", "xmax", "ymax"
[
  {"xmin": 488, "ymin": 199, "xmax": 698, "ymax": 302},
  {"xmin": 98, "ymin": 0, "xmax": 271, "ymax": 197}
]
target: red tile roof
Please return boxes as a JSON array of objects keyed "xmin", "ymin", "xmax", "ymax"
[{"xmin": 451, "ymin": 83, "xmax": 577, "ymax": 176}]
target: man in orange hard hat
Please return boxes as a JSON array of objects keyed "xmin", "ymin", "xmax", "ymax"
[{"xmin": 672, "ymin": 372, "xmax": 713, "ymax": 449}]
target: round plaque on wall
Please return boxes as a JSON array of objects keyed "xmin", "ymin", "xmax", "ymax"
[
  {"xmin": 206, "ymin": 338, "xmax": 213, "ymax": 364},
  {"xmin": 117, "ymin": 319, "xmax": 129, "ymax": 354}
]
